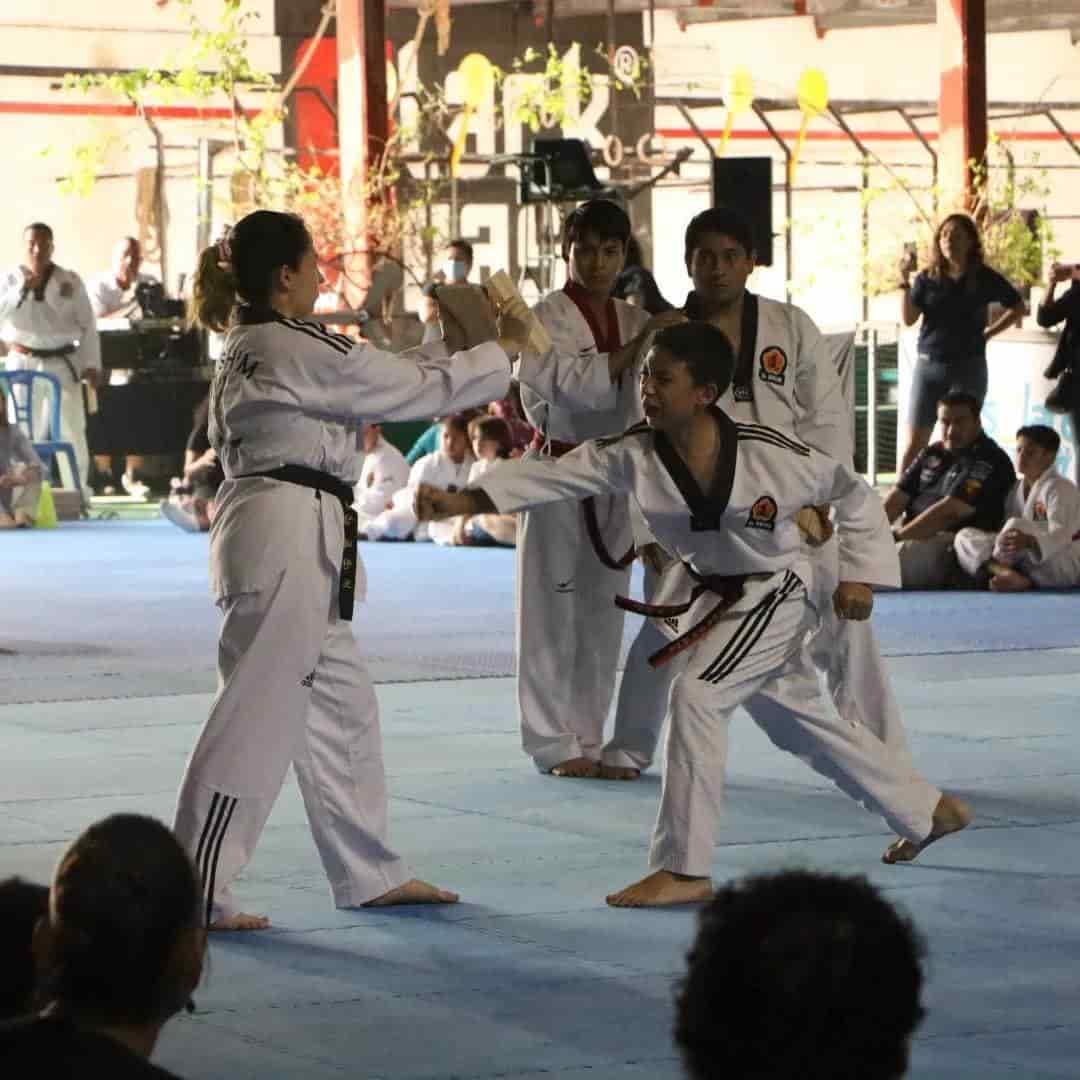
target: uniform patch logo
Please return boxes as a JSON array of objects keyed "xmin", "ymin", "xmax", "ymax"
[
  {"xmin": 963, "ymin": 478, "xmax": 983, "ymax": 499},
  {"xmin": 759, "ymin": 347, "xmax": 788, "ymax": 385},
  {"xmin": 733, "ymin": 383, "xmax": 754, "ymax": 402},
  {"xmin": 1034, "ymin": 500, "xmax": 1048, "ymax": 521},
  {"xmin": 664, "ymin": 616, "xmax": 680, "ymax": 633},
  {"xmin": 300, "ymin": 670, "xmax": 316, "ymax": 688},
  {"xmin": 746, "ymin": 495, "xmax": 778, "ymax": 531},
  {"xmin": 59, "ymin": 279, "xmax": 73, "ymax": 299}
]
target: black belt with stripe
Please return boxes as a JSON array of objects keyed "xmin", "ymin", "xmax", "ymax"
[
  {"xmin": 239, "ymin": 465, "xmax": 359, "ymax": 620},
  {"xmin": 615, "ymin": 569, "xmax": 746, "ymax": 669}
]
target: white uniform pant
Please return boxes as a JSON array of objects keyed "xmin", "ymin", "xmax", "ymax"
[
  {"xmin": 173, "ymin": 540, "xmax": 407, "ymax": 923},
  {"xmin": 608, "ymin": 538, "xmax": 915, "ymax": 773},
  {"xmin": 807, "ymin": 537, "xmax": 914, "ymax": 767},
  {"xmin": 517, "ymin": 493, "xmax": 664, "ymax": 770},
  {"xmin": 6, "ymin": 355, "xmax": 90, "ymax": 495},
  {"xmin": 897, "ymin": 534, "xmax": 957, "ymax": 589},
  {"xmin": 650, "ymin": 574, "xmax": 940, "ymax": 877},
  {"xmin": 955, "ymin": 519, "xmax": 1080, "ymax": 589}
]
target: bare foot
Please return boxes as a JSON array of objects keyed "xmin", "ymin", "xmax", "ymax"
[
  {"xmin": 550, "ymin": 756, "xmax": 601, "ymax": 779},
  {"xmin": 882, "ymin": 793, "xmax": 973, "ymax": 864},
  {"xmin": 209, "ymin": 912, "xmax": 271, "ymax": 931},
  {"xmin": 606, "ymin": 869, "xmax": 713, "ymax": 908},
  {"xmin": 599, "ymin": 764, "xmax": 641, "ymax": 781},
  {"xmin": 989, "ymin": 568, "xmax": 1033, "ymax": 592},
  {"xmin": 363, "ymin": 878, "xmax": 460, "ymax": 906}
]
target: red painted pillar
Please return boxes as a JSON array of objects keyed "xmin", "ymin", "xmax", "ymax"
[
  {"xmin": 937, "ymin": 0, "xmax": 987, "ymax": 210},
  {"xmin": 337, "ymin": 0, "xmax": 389, "ymax": 303}
]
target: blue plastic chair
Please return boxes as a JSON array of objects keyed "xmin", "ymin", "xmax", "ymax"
[{"xmin": 0, "ymin": 369, "xmax": 84, "ymax": 498}]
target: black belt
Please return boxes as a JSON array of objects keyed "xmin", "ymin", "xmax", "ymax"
[
  {"xmin": 240, "ymin": 465, "xmax": 359, "ymax": 621},
  {"xmin": 615, "ymin": 569, "xmax": 749, "ymax": 668},
  {"xmin": 12, "ymin": 342, "xmax": 79, "ymax": 382}
]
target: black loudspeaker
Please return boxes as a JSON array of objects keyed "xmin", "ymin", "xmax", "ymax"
[{"xmin": 711, "ymin": 157, "xmax": 774, "ymax": 267}]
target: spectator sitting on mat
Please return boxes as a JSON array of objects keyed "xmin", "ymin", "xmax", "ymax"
[
  {"xmin": 443, "ymin": 416, "xmax": 518, "ymax": 548},
  {"xmin": 160, "ymin": 395, "xmax": 223, "ymax": 533},
  {"xmin": 487, "ymin": 384, "xmax": 533, "ymax": 458},
  {"xmin": 0, "ymin": 877, "xmax": 49, "ymax": 1019},
  {"xmin": 675, "ymin": 869, "xmax": 926, "ymax": 1080},
  {"xmin": 0, "ymin": 814, "xmax": 203, "ymax": 1078},
  {"xmin": 354, "ymin": 422, "xmax": 409, "ymax": 535},
  {"xmin": 366, "ymin": 413, "xmax": 474, "ymax": 543},
  {"xmin": 883, "ymin": 390, "xmax": 1014, "ymax": 589},
  {"xmin": 954, "ymin": 424, "xmax": 1080, "ymax": 592},
  {"xmin": 0, "ymin": 403, "xmax": 44, "ymax": 529}
]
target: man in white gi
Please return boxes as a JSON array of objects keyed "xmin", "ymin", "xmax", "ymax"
[
  {"xmin": 354, "ymin": 422, "xmax": 410, "ymax": 534},
  {"xmin": 419, "ymin": 322, "xmax": 971, "ymax": 906},
  {"xmin": 954, "ymin": 423, "xmax": 1080, "ymax": 590},
  {"xmin": 364, "ymin": 413, "xmax": 474, "ymax": 542},
  {"xmin": 631, "ymin": 206, "xmax": 913, "ymax": 768},
  {"xmin": 87, "ymin": 236, "xmax": 157, "ymax": 319},
  {"xmin": 0, "ymin": 223, "xmax": 100, "ymax": 503},
  {"xmin": 513, "ymin": 199, "xmax": 685, "ymax": 778}
]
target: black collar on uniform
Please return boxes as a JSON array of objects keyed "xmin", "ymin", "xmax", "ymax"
[
  {"xmin": 654, "ymin": 406, "xmax": 738, "ymax": 531},
  {"xmin": 682, "ymin": 291, "xmax": 758, "ymax": 401}
]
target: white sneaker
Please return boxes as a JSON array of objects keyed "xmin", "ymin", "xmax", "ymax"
[{"xmin": 159, "ymin": 499, "xmax": 201, "ymax": 533}]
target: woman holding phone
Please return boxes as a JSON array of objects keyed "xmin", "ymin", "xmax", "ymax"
[{"xmin": 899, "ymin": 214, "xmax": 1025, "ymax": 474}]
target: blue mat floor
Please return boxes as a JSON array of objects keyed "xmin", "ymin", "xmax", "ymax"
[{"xmin": 3, "ymin": 521, "xmax": 1080, "ymax": 1078}]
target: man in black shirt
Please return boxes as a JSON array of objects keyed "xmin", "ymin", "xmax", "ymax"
[{"xmin": 883, "ymin": 390, "xmax": 1015, "ymax": 588}]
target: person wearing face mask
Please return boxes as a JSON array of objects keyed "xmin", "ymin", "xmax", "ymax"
[
  {"xmin": 172, "ymin": 210, "xmax": 530, "ymax": 929},
  {"xmin": 442, "ymin": 238, "xmax": 474, "ymax": 285}
]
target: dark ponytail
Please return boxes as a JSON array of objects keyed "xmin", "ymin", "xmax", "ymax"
[{"xmin": 191, "ymin": 209, "xmax": 312, "ymax": 331}]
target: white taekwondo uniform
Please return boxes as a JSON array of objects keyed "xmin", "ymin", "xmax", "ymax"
[
  {"xmin": 475, "ymin": 410, "xmax": 941, "ymax": 876},
  {"xmin": 954, "ymin": 466, "xmax": 1080, "ymax": 588},
  {"xmin": 364, "ymin": 448, "xmax": 474, "ymax": 543},
  {"xmin": 0, "ymin": 264, "xmax": 99, "ymax": 495},
  {"xmin": 354, "ymin": 434, "xmax": 409, "ymax": 530},
  {"xmin": 172, "ymin": 308, "xmax": 509, "ymax": 923},
  {"xmin": 680, "ymin": 291, "xmax": 914, "ymax": 768},
  {"xmin": 514, "ymin": 282, "xmax": 657, "ymax": 771}
]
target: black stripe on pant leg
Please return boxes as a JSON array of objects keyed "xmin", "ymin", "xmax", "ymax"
[
  {"xmin": 709, "ymin": 573, "xmax": 801, "ymax": 684},
  {"xmin": 711, "ymin": 573, "xmax": 801, "ymax": 683},
  {"xmin": 698, "ymin": 589, "xmax": 780, "ymax": 683},
  {"xmin": 195, "ymin": 794, "xmax": 228, "ymax": 926},
  {"xmin": 703, "ymin": 591, "xmax": 784, "ymax": 685},
  {"xmin": 194, "ymin": 793, "xmax": 223, "ymax": 885},
  {"xmin": 203, "ymin": 796, "xmax": 238, "ymax": 927}
]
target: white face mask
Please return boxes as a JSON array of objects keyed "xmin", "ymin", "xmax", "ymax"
[{"xmin": 443, "ymin": 258, "xmax": 468, "ymax": 283}]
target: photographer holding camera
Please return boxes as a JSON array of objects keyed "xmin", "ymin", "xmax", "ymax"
[{"xmin": 1037, "ymin": 262, "xmax": 1080, "ymax": 484}]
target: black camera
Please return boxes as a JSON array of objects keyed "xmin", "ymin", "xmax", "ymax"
[{"xmin": 135, "ymin": 280, "xmax": 186, "ymax": 320}]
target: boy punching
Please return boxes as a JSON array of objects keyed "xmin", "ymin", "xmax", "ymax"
[{"xmin": 418, "ymin": 323, "xmax": 971, "ymax": 906}]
